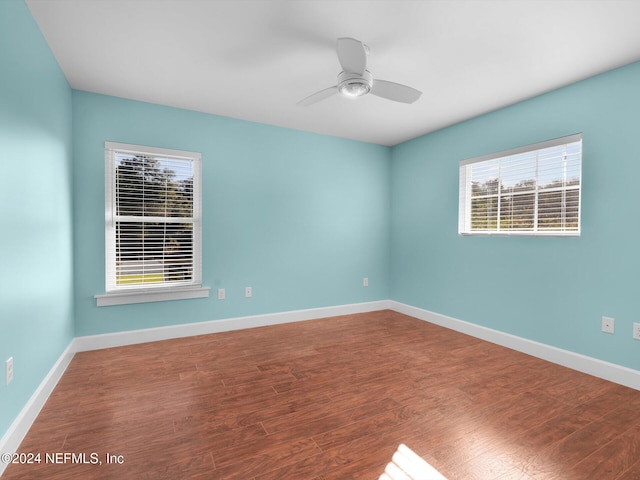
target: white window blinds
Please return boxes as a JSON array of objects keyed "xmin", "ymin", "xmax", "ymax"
[
  {"xmin": 459, "ymin": 134, "xmax": 582, "ymax": 236},
  {"xmin": 105, "ymin": 142, "xmax": 202, "ymax": 292}
]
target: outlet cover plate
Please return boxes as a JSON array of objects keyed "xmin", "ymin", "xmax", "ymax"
[
  {"xmin": 633, "ymin": 323, "xmax": 640, "ymax": 340},
  {"xmin": 602, "ymin": 316, "xmax": 615, "ymax": 334},
  {"xmin": 6, "ymin": 357, "xmax": 13, "ymax": 385}
]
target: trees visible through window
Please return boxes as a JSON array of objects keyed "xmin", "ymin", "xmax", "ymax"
[{"xmin": 459, "ymin": 134, "xmax": 581, "ymax": 236}]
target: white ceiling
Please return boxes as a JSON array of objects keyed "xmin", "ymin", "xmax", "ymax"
[{"xmin": 25, "ymin": 0, "xmax": 640, "ymax": 146}]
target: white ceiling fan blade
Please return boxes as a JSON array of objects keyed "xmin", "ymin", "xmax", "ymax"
[
  {"xmin": 371, "ymin": 79, "xmax": 422, "ymax": 104},
  {"xmin": 336, "ymin": 37, "xmax": 366, "ymax": 75},
  {"xmin": 297, "ymin": 85, "xmax": 338, "ymax": 106}
]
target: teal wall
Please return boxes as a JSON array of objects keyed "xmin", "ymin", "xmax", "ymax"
[
  {"xmin": 390, "ymin": 61, "xmax": 640, "ymax": 370},
  {"xmin": 72, "ymin": 92, "xmax": 390, "ymax": 336},
  {"xmin": 0, "ymin": 0, "xmax": 74, "ymax": 438}
]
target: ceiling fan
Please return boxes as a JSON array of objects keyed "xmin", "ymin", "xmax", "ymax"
[{"xmin": 298, "ymin": 37, "xmax": 422, "ymax": 106}]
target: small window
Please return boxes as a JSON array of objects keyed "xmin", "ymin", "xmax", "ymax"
[
  {"xmin": 97, "ymin": 142, "xmax": 207, "ymax": 306},
  {"xmin": 459, "ymin": 134, "xmax": 582, "ymax": 236}
]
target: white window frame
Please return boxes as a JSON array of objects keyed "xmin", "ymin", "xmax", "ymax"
[
  {"xmin": 96, "ymin": 142, "xmax": 209, "ymax": 306},
  {"xmin": 459, "ymin": 134, "xmax": 582, "ymax": 237}
]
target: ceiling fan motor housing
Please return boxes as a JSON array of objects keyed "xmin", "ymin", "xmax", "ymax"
[{"xmin": 337, "ymin": 70, "xmax": 373, "ymax": 98}]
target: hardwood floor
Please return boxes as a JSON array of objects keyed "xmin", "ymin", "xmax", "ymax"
[{"xmin": 3, "ymin": 310, "xmax": 640, "ymax": 479}]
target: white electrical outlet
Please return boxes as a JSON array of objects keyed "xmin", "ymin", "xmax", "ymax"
[
  {"xmin": 602, "ymin": 316, "xmax": 615, "ymax": 334},
  {"xmin": 633, "ymin": 323, "xmax": 640, "ymax": 340},
  {"xmin": 217, "ymin": 288, "xmax": 225, "ymax": 300},
  {"xmin": 245, "ymin": 286, "xmax": 252, "ymax": 298},
  {"xmin": 363, "ymin": 277, "xmax": 369, "ymax": 287},
  {"xmin": 6, "ymin": 357, "xmax": 13, "ymax": 385}
]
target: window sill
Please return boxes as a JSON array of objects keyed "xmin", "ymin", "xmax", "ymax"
[
  {"xmin": 95, "ymin": 286, "xmax": 210, "ymax": 307},
  {"xmin": 459, "ymin": 231, "xmax": 580, "ymax": 237}
]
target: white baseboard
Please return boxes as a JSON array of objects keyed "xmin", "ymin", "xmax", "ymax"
[
  {"xmin": 74, "ymin": 300, "xmax": 392, "ymax": 351},
  {"xmin": 389, "ymin": 300, "xmax": 640, "ymax": 391},
  {"xmin": 0, "ymin": 342, "xmax": 75, "ymax": 477}
]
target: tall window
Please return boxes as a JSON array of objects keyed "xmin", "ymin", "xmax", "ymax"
[
  {"xmin": 459, "ymin": 134, "xmax": 582, "ymax": 236},
  {"xmin": 103, "ymin": 142, "xmax": 202, "ymax": 297}
]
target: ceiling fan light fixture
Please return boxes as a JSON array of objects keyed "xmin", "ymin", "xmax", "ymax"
[
  {"xmin": 339, "ymin": 82, "xmax": 370, "ymax": 97},
  {"xmin": 337, "ymin": 71, "xmax": 372, "ymax": 98}
]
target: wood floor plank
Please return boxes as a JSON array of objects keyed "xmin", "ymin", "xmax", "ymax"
[
  {"xmin": 4, "ymin": 310, "xmax": 640, "ymax": 480},
  {"xmin": 615, "ymin": 459, "xmax": 640, "ymax": 480},
  {"xmin": 568, "ymin": 424, "xmax": 640, "ymax": 479}
]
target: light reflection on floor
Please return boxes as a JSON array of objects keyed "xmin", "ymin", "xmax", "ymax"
[{"xmin": 379, "ymin": 444, "xmax": 448, "ymax": 480}]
